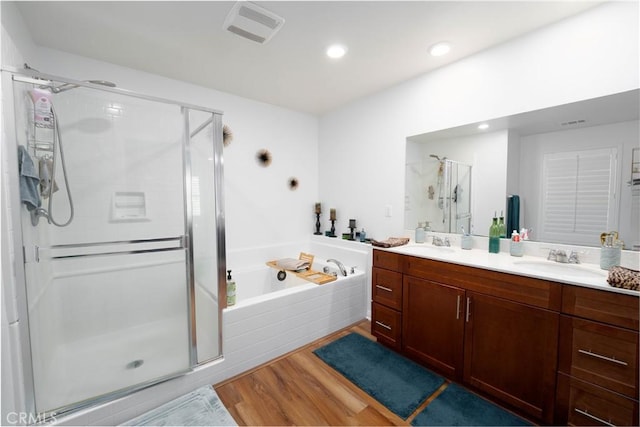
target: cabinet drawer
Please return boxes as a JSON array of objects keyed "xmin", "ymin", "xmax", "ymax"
[
  {"xmin": 562, "ymin": 285, "xmax": 639, "ymax": 330},
  {"xmin": 372, "ymin": 302, "xmax": 401, "ymax": 351},
  {"xmin": 556, "ymin": 373, "xmax": 639, "ymax": 427},
  {"xmin": 372, "ymin": 267, "xmax": 402, "ymax": 310},
  {"xmin": 373, "ymin": 250, "xmax": 402, "ymax": 272},
  {"xmin": 559, "ymin": 315, "xmax": 639, "ymax": 399}
]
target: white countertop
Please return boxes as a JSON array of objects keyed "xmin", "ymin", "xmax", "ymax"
[{"xmin": 378, "ymin": 243, "xmax": 639, "ymax": 297}]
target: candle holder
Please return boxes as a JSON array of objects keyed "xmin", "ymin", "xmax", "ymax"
[
  {"xmin": 314, "ymin": 213, "xmax": 322, "ymax": 235},
  {"xmin": 348, "ymin": 219, "xmax": 357, "ymax": 240},
  {"xmin": 328, "ymin": 219, "xmax": 336, "ymax": 237}
]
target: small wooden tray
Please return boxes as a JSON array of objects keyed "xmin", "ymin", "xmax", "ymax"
[{"xmin": 266, "ymin": 260, "xmax": 337, "ymax": 285}]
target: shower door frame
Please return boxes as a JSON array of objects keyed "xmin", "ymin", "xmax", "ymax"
[{"xmin": 2, "ymin": 67, "xmax": 227, "ymax": 419}]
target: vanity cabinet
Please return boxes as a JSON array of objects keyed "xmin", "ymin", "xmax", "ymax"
[
  {"xmin": 371, "ymin": 249, "xmax": 639, "ymax": 425},
  {"xmin": 463, "ymin": 291, "xmax": 559, "ymax": 423},
  {"xmin": 371, "ymin": 251, "xmax": 403, "ymax": 350},
  {"xmin": 555, "ymin": 286, "xmax": 639, "ymax": 426},
  {"xmin": 401, "ymin": 254, "xmax": 560, "ymax": 424},
  {"xmin": 402, "ymin": 276, "xmax": 465, "ymax": 380}
]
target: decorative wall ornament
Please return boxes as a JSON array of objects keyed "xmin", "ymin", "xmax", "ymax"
[
  {"xmin": 288, "ymin": 177, "xmax": 299, "ymax": 190},
  {"xmin": 222, "ymin": 125, "xmax": 233, "ymax": 147},
  {"xmin": 256, "ymin": 149, "xmax": 272, "ymax": 167}
]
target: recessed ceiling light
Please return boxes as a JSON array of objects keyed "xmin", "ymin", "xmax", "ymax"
[
  {"xmin": 429, "ymin": 41, "xmax": 451, "ymax": 57},
  {"xmin": 326, "ymin": 44, "xmax": 347, "ymax": 59},
  {"xmin": 478, "ymin": 123, "xmax": 490, "ymax": 130}
]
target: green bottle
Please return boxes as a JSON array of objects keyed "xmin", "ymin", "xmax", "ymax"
[
  {"xmin": 498, "ymin": 211, "xmax": 507, "ymax": 238},
  {"xmin": 489, "ymin": 213, "xmax": 500, "ymax": 253}
]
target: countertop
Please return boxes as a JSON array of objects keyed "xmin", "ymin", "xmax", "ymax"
[{"xmin": 377, "ymin": 243, "xmax": 639, "ymax": 297}]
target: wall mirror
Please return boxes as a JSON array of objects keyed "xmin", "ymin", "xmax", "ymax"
[{"xmin": 405, "ymin": 89, "xmax": 639, "ymax": 249}]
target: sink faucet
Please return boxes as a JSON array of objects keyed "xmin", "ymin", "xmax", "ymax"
[
  {"xmin": 327, "ymin": 259, "xmax": 347, "ymax": 276},
  {"xmin": 568, "ymin": 251, "xmax": 580, "ymax": 264},
  {"xmin": 432, "ymin": 236, "xmax": 451, "ymax": 247},
  {"xmin": 555, "ymin": 250, "xmax": 568, "ymax": 263}
]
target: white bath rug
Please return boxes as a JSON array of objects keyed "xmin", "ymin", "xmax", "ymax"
[{"xmin": 121, "ymin": 385, "xmax": 237, "ymax": 426}]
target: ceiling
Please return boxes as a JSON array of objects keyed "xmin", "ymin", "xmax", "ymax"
[{"xmin": 16, "ymin": 1, "xmax": 602, "ymax": 115}]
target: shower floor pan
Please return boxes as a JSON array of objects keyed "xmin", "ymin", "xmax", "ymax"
[{"xmin": 34, "ymin": 315, "xmax": 189, "ymax": 414}]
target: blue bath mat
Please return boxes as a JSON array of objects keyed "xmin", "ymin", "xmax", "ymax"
[
  {"xmin": 121, "ymin": 385, "xmax": 236, "ymax": 426},
  {"xmin": 313, "ymin": 333, "xmax": 445, "ymax": 419},
  {"xmin": 411, "ymin": 383, "xmax": 531, "ymax": 426}
]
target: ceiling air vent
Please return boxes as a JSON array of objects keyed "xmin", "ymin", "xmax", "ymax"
[{"xmin": 223, "ymin": 2, "xmax": 285, "ymax": 44}]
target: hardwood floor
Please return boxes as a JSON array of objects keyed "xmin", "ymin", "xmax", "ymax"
[{"xmin": 214, "ymin": 320, "xmax": 447, "ymax": 426}]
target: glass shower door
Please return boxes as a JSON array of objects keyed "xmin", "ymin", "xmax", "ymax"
[{"xmin": 13, "ymin": 78, "xmax": 194, "ymax": 414}]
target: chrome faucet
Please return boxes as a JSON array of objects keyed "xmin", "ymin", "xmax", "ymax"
[
  {"xmin": 547, "ymin": 249, "xmax": 579, "ymax": 264},
  {"xmin": 555, "ymin": 250, "xmax": 569, "ymax": 263},
  {"xmin": 568, "ymin": 251, "xmax": 580, "ymax": 264},
  {"xmin": 326, "ymin": 259, "xmax": 348, "ymax": 276},
  {"xmin": 432, "ymin": 236, "xmax": 451, "ymax": 247}
]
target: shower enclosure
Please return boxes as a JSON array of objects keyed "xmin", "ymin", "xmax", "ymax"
[
  {"xmin": 405, "ymin": 156, "xmax": 472, "ymax": 234},
  {"xmin": 5, "ymin": 68, "xmax": 225, "ymax": 417}
]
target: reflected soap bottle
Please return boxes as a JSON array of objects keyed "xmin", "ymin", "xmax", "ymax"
[
  {"xmin": 415, "ymin": 222, "xmax": 426, "ymax": 243},
  {"xmin": 489, "ymin": 214, "xmax": 500, "ymax": 253},
  {"xmin": 498, "ymin": 211, "xmax": 507, "ymax": 238}
]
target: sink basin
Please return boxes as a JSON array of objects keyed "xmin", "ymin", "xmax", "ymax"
[
  {"xmin": 400, "ymin": 245, "xmax": 456, "ymax": 255},
  {"xmin": 512, "ymin": 260, "xmax": 607, "ymax": 280}
]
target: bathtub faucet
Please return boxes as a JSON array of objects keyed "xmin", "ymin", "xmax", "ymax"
[{"xmin": 327, "ymin": 259, "xmax": 348, "ymax": 276}]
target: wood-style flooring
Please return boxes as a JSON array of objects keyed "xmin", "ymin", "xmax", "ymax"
[{"xmin": 214, "ymin": 320, "xmax": 448, "ymax": 426}]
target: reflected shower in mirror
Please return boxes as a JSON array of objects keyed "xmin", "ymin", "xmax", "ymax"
[{"xmin": 405, "ymin": 89, "xmax": 640, "ymax": 249}]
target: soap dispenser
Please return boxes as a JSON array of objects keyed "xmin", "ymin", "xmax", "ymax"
[
  {"xmin": 489, "ymin": 213, "xmax": 500, "ymax": 253},
  {"xmin": 415, "ymin": 222, "xmax": 426, "ymax": 243},
  {"xmin": 226, "ymin": 270, "xmax": 236, "ymax": 306}
]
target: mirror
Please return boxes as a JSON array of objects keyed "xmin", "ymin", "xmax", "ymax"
[{"xmin": 405, "ymin": 89, "xmax": 639, "ymax": 249}]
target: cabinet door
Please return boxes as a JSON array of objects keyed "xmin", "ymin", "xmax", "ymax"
[
  {"xmin": 463, "ymin": 292, "xmax": 559, "ymax": 424},
  {"xmin": 402, "ymin": 276, "xmax": 465, "ymax": 380}
]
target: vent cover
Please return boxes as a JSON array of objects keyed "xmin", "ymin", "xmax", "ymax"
[{"xmin": 223, "ymin": 2, "xmax": 285, "ymax": 44}]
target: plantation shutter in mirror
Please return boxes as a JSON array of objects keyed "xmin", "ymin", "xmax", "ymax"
[{"xmin": 540, "ymin": 148, "xmax": 618, "ymax": 246}]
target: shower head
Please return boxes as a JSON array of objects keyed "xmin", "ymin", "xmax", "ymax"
[{"xmin": 51, "ymin": 80, "xmax": 116, "ymax": 93}]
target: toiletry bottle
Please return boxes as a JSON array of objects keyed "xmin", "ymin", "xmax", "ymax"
[
  {"xmin": 226, "ymin": 270, "xmax": 236, "ymax": 306},
  {"xmin": 359, "ymin": 228, "xmax": 366, "ymax": 242},
  {"xmin": 498, "ymin": 211, "xmax": 507, "ymax": 238},
  {"xmin": 489, "ymin": 214, "xmax": 500, "ymax": 253},
  {"xmin": 510, "ymin": 230, "xmax": 523, "ymax": 257},
  {"xmin": 415, "ymin": 222, "xmax": 425, "ymax": 243}
]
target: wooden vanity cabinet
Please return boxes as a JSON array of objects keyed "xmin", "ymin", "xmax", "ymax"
[
  {"xmin": 463, "ymin": 291, "xmax": 559, "ymax": 424},
  {"xmin": 402, "ymin": 276, "xmax": 465, "ymax": 380},
  {"xmin": 371, "ymin": 249, "xmax": 639, "ymax": 425},
  {"xmin": 371, "ymin": 251, "xmax": 403, "ymax": 350},
  {"xmin": 555, "ymin": 286, "xmax": 639, "ymax": 426},
  {"xmin": 401, "ymin": 253, "xmax": 560, "ymax": 424}
]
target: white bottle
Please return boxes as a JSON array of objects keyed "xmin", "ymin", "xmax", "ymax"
[
  {"xmin": 415, "ymin": 222, "xmax": 426, "ymax": 243},
  {"xmin": 226, "ymin": 270, "xmax": 236, "ymax": 306}
]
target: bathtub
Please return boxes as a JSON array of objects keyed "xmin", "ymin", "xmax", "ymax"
[{"xmin": 220, "ymin": 242, "xmax": 369, "ymax": 378}]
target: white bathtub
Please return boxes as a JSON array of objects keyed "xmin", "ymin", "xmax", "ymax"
[{"xmin": 220, "ymin": 242, "xmax": 369, "ymax": 378}]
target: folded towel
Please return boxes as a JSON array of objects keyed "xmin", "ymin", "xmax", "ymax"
[
  {"xmin": 276, "ymin": 258, "xmax": 310, "ymax": 272},
  {"xmin": 39, "ymin": 157, "xmax": 59, "ymax": 198},
  {"xmin": 371, "ymin": 237, "xmax": 410, "ymax": 248},
  {"xmin": 18, "ymin": 146, "xmax": 41, "ymax": 211},
  {"xmin": 607, "ymin": 266, "xmax": 639, "ymax": 291}
]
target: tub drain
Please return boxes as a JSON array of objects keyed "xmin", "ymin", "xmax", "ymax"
[
  {"xmin": 126, "ymin": 359, "xmax": 144, "ymax": 369},
  {"xmin": 277, "ymin": 270, "xmax": 287, "ymax": 281}
]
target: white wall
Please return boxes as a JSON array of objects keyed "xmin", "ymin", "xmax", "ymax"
[{"xmin": 319, "ymin": 1, "xmax": 639, "ymax": 241}]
